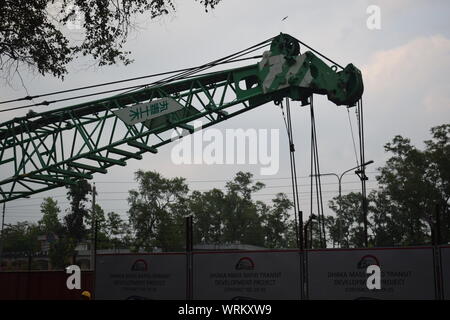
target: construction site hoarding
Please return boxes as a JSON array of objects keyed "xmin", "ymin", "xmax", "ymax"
[
  {"xmin": 440, "ymin": 246, "xmax": 450, "ymax": 300},
  {"xmin": 193, "ymin": 250, "xmax": 302, "ymax": 300},
  {"xmin": 95, "ymin": 253, "xmax": 186, "ymax": 300},
  {"xmin": 307, "ymin": 247, "xmax": 436, "ymax": 300}
]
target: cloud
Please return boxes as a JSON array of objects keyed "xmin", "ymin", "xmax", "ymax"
[
  {"xmin": 360, "ymin": 34, "xmax": 450, "ymax": 169},
  {"xmin": 423, "ymin": 85, "xmax": 450, "ymax": 113},
  {"xmin": 362, "ymin": 34, "xmax": 450, "ymax": 108}
]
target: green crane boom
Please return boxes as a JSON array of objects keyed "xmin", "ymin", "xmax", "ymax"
[{"xmin": 0, "ymin": 33, "xmax": 363, "ymax": 203}]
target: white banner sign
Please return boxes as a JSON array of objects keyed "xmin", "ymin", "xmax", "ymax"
[
  {"xmin": 307, "ymin": 247, "xmax": 436, "ymax": 300},
  {"xmin": 113, "ymin": 97, "xmax": 183, "ymax": 125},
  {"xmin": 193, "ymin": 250, "xmax": 301, "ymax": 300},
  {"xmin": 95, "ymin": 254, "xmax": 186, "ymax": 300},
  {"xmin": 440, "ymin": 246, "xmax": 450, "ymax": 300}
]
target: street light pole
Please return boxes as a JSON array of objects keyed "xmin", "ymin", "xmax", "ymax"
[
  {"xmin": 311, "ymin": 160, "xmax": 374, "ymax": 248},
  {"xmin": 355, "ymin": 161, "xmax": 374, "ymax": 248},
  {"xmin": 312, "ymin": 173, "xmax": 341, "ymax": 247}
]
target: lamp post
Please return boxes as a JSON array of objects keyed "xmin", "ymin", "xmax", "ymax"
[{"xmin": 310, "ymin": 160, "xmax": 374, "ymax": 247}]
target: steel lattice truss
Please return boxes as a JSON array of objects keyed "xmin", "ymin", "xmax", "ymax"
[
  {"xmin": 0, "ymin": 64, "xmax": 268, "ymax": 203},
  {"xmin": 0, "ymin": 33, "xmax": 364, "ymax": 203}
]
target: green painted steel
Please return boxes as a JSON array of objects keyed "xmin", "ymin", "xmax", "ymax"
[{"xmin": 0, "ymin": 33, "xmax": 364, "ymax": 203}]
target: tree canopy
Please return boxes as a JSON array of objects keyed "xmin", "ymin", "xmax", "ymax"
[
  {"xmin": 125, "ymin": 170, "xmax": 297, "ymax": 251},
  {"xmin": 326, "ymin": 124, "xmax": 449, "ymax": 248},
  {"xmin": 0, "ymin": 0, "xmax": 222, "ymax": 80},
  {"xmin": 2, "ymin": 124, "xmax": 448, "ymax": 269},
  {"xmin": 127, "ymin": 170, "xmax": 189, "ymax": 252}
]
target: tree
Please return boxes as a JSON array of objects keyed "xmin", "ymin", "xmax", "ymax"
[
  {"xmin": 225, "ymin": 171, "xmax": 265, "ymax": 201},
  {"xmin": 105, "ymin": 211, "xmax": 129, "ymax": 248},
  {"xmin": 1, "ymin": 222, "xmax": 41, "ymax": 270},
  {"xmin": 188, "ymin": 171, "xmax": 295, "ymax": 249},
  {"xmin": 328, "ymin": 192, "xmax": 366, "ymax": 248},
  {"xmin": 221, "ymin": 172, "xmax": 265, "ymax": 246},
  {"xmin": 370, "ymin": 190, "xmax": 404, "ymax": 247},
  {"xmin": 376, "ymin": 124, "xmax": 450, "ymax": 245},
  {"xmin": 1, "ymin": 0, "xmax": 222, "ymax": 80},
  {"xmin": 38, "ymin": 197, "xmax": 70, "ymax": 269},
  {"xmin": 2, "ymin": 222, "xmax": 40, "ymax": 254},
  {"xmin": 377, "ymin": 136, "xmax": 432, "ymax": 245},
  {"xmin": 48, "ymin": 237, "xmax": 73, "ymax": 270},
  {"xmin": 38, "ymin": 197, "xmax": 62, "ymax": 234},
  {"xmin": 64, "ymin": 179, "xmax": 92, "ymax": 262},
  {"xmin": 326, "ymin": 124, "xmax": 449, "ymax": 248},
  {"xmin": 188, "ymin": 189, "xmax": 225, "ymax": 244},
  {"xmin": 128, "ymin": 170, "xmax": 295, "ymax": 250},
  {"xmin": 64, "ymin": 179, "xmax": 92, "ymax": 243},
  {"xmin": 127, "ymin": 170, "xmax": 189, "ymax": 252},
  {"xmin": 261, "ymin": 193, "xmax": 293, "ymax": 248},
  {"xmin": 85, "ymin": 204, "xmax": 106, "ymax": 232},
  {"xmin": 85, "ymin": 203, "xmax": 111, "ymax": 249},
  {"xmin": 424, "ymin": 124, "xmax": 450, "ymax": 243}
]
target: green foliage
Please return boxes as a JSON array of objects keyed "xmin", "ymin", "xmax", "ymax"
[
  {"xmin": 38, "ymin": 197, "xmax": 62, "ymax": 234},
  {"xmin": 64, "ymin": 179, "xmax": 92, "ymax": 243},
  {"xmin": 225, "ymin": 171, "xmax": 265, "ymax": 200},
  {"xmin": 3, "ymin": 124, "xmax": 447, "ymax": 264},
  {"xmin": 376, "ymin": 124, "xmax": 449, "ymax": 245},
  {"xmin": 85, "ymin": 203, "xmax": 111, "ymax": 249},
  {"xmin": 189, "ymin": 189, "xmax": 225, "ymax": 244},
  {"xmin": 124, "ymin": 170, "xmax": 295, "ymax": 250},
  {"xmin": 0, "ymin": 0, "xmax": 222, "ymax": 79},
  {"xmin": 2, "ymin": 222, "xmax": 40, "ymax": 254},
  {"xmin": 370, "ymin": 190, "xmax": 404, "ymax": 246},
  {"xmin": 327, "ymin": 124, "xmax": 449, "ymax": 248},
  {"xmin": 221, "ymin": 172, "xmax": 265, "ymax": 246},
  {"xmin": 261, "ymin": 193, "xmax": 293, "ymax": 248},
  {"xmin": 187, "ymin": 171, "xmax": 295, "ymax": 248},
  {"xmin": 105, "ymin": 211, "xmax": 129, "ymax": 248},
  {"xmin": 37, "ymin": 197, "xmax": 71, "ymax": 269},
  {"xmin": 328, "ymin": 192, "xmax": 365, "ymax": 248},
  {"xmin": 127, "ymin": 170, "xmax": 189, "ymax": 252},
  {"xmin": 85, "ymin": 204, "xmax": 107, "ymax": 233},
  {"xmin": 48, "ymin": 237, "xmax": 73, "ymax": 270}
]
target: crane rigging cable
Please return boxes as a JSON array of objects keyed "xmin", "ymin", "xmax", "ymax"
[
  {"xmin": 0, "ymin": 55, "xmax": 264, "ymax": 114},
  {"xmin": 279, "ymin": 96, "xmax": 305, "ymax": 300},
  {"xmin": 291, "ymin": 35, "xmax": 344, "ymax": 70},
  {"xmin": 118, "ymin": 39, "xmax": 272, "ymax": 95},
  {"xmin": 0, "ymin": 56, "xmax": 262, "ymax": 107},
  {"xmin": 310, "ymin": 96, "xmax": 326, "ymax": 248},
  {"xmin": 279, "ymin": 98, "xmax": 302, "ymax": 250},
  {"xmin": 0, "ymin": 38, "xmax": 274, "ymax": 113},
  {"xmin": 347, "ymin": 107, "xmax": 360, "ymax": 168},
  {"xmin": 0, "ymin": 34, "xmax": 347, "ymax": 115}
]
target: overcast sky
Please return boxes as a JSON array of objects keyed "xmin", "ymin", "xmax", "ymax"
[{"xmin": 1, "ymin": 0, "xmax": 449, "ymax": 227}]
